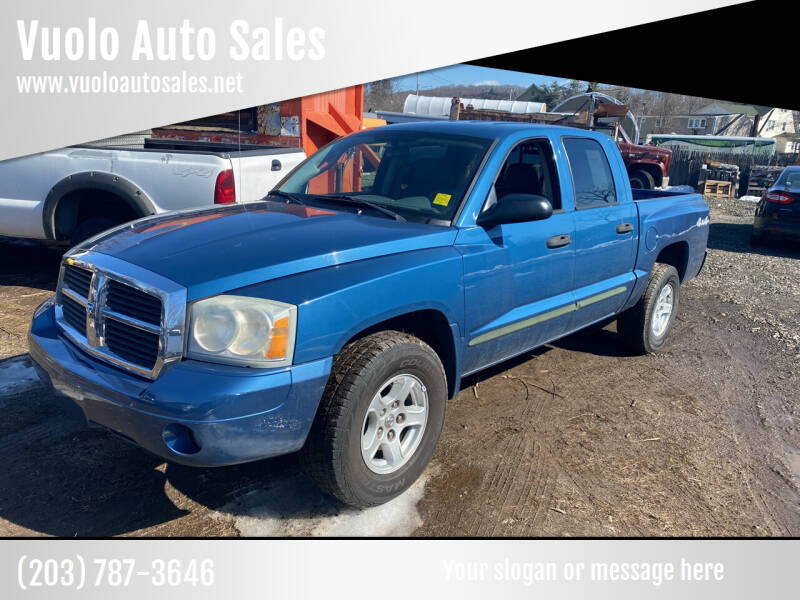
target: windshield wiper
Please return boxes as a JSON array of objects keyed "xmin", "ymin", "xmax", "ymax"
[
  {"xmin": 316, "ymin": 194, "xmax": 406, "ymax": 222},
  {"xmin": 268, "ymin": 190, "xmax": 308, "ymax": 206}
]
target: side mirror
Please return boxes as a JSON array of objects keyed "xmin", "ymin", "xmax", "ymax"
[{"xmin": 477, "ymin": 193, "xmax": 553, "ymax": 228}]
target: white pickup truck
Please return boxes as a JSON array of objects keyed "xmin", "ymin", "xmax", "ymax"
[{"xmin": 0, "ymin": 139, "xmax": 305, "ymax": 245}]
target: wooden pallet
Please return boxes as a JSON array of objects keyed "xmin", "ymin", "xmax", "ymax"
[{"xmin": 702, "ymin": 179, "xmax": 735, "ymax": 198}]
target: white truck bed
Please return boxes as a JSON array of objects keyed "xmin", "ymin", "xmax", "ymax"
[{"xmin": 0, "ymin": 140, "xmax": 305, "ymax": 242}]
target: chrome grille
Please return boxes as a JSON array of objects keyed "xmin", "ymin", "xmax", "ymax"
[
  {"xmin": 54, "ymin": 251, "xmax": 187, "ymax": 379},
  {"xmin": 60, "ymin": 294, "xmax": 87, "ymax": 335},
  {"xmin": 106, "ymin": 280, "xmax": 162, "ymax": 326},
  {"xmin": 105, "ymin": 318, "xmax": 160, "ymax": 368},
  {"xmin": 63, "ymin": 265, "xmax": 92, "ymax": 299}
]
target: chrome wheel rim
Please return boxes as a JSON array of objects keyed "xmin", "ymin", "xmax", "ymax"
[
  {"xmin": 360, "ymin": 374, "xmax": 428, "ymax": 475},
  {"xmin": 651, "ymin": 283, "xmax": 674, "ymax": 338}
]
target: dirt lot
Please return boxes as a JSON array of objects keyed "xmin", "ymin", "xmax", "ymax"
[{"xmin": 1, "ymin": 198, "xmax": 798, "ymax": 537}]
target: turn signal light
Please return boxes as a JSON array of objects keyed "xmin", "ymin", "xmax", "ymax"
[{"xmin": 267, "ymin": 316, "xmax": 290, "ymax": 359}]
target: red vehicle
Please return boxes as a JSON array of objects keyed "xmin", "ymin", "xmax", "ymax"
[
  {"xmin": 617, "ymin": 141, "xmax": 672, "ymax": 189},
  {"xmin": 452, "ymin": 92, "xmax": 672, "ymax": 190}
]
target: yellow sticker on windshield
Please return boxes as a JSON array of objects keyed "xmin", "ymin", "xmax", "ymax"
[{"xmin": 433, "ymin": 193, "xmax": 451, "ymax": 206}]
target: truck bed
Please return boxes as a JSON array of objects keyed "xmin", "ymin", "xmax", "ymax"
[
  {"xmin": 0, "ymin": 141, "xmax": 306, "ymax": 240},
  {"xmin": 79, "ymin": 138, "xmax": 304, "ymax": 159},
  {"xmin": 631, "ymin": 188, "xmax": 694, "ymax": 202},
  {"xmin": 630, "ymin": 188, "xmax": 709, "ymax": 294}
]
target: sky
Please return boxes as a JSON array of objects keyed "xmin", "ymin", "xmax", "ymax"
[{"xmin": 389, "ymin": 64, "xmax": 572, "ymax": 93}]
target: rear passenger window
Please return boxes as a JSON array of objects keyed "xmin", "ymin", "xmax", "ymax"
[{"xmin": 563, "ymin": 138, "xmax": 617, "ymax": 209}]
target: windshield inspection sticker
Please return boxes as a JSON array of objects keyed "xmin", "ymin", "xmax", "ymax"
[{"xmin": 433, "ymin": 193, "xmax": 451, "ymax": 206}]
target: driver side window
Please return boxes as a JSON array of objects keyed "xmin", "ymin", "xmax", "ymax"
[{"xmin": 492, "ymin": 140, "xmax": 561, "ymax": 210}]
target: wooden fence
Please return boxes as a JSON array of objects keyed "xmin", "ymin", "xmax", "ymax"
[{"xmin": 666, "ymin": 149, "xmax": 798, "ymax": 193}]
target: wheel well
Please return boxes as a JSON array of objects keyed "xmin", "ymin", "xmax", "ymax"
[
  {"xmin": 655, "ymin": 242, "xmax": 689, "ymax": 281},
  {"xmin": 342, "ymin": 310, "xmax": 458, "ymax": 398},
  {"xmin": 43, "ymin": 171, "xmax": 155, "ymax": 241},
  {"xmin": 53, "ymin": 188, "xmax": 141, "ymax": 240},
  {"xmin": 629, "ymin": 163, "xmax": 664, "ymax": 186}
]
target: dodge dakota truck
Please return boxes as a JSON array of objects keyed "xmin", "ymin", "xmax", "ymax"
[{"xmin": 28, "ymin": 121, "xmax": 709, "ymax": 507}]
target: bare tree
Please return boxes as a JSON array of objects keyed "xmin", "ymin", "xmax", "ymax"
[{"xmin": 365, "ymin": 79, "xmax": 403, "ymax": 112}]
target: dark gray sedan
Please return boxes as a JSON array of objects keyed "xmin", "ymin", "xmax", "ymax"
[{"xmin": 752, "ymin": 165, "xmax": 800, "ymax": 246}]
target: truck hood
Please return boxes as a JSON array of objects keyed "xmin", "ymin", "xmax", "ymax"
[{"xmin": 82, "ymin": 202, "xmax": 458, "ymax": 300}]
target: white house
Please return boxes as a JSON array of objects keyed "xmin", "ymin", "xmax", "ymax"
[
  {"xmin": 639, "ymin": 102, "xmax": 797, "ymax": 141},
  {"xmin": 692, "ymin": 102, "xmax": 795, "ymax": 138}
]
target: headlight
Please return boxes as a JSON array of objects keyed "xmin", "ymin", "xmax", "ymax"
[{"xmin": 187, "ymin": 296, "xmax": 297, "ymax": 368}]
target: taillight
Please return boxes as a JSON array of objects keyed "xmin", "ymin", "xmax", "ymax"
[
  {"xmin": 214, "ymin": 169, "xmax": 236, "ymax": 204},
  {"xmin": 764, "ymin": 190, "xmax": 794, "ymax": 204}
]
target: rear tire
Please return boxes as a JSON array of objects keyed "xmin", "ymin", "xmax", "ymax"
[
  {"xmin": 300, "ymin": 331, "xmax": 447, "ymax": 507},
  {"xmin": 629, "ymin": 170, "xmax": 655, "ymax": 190},
  {"xmin": 70, "ymin": 218, "xmax": 118, "ymax": 246},
  {"xmin": 617, "ymin": 263, "xmax": 680, "ymax": 354}
]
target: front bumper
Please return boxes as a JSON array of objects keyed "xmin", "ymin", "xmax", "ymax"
[{"xmin": 29, "ymin": 306, "xmax": 331, "ymax": 466}]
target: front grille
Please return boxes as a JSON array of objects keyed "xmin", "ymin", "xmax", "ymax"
[
  {"xmin": 61, "ymin": 294, "xmax": 86, "ymax": 335},
  {"xmin": 104, "ymin": 318, "xmax": 160, "ymax": 369},
  {"xmin": 103, "ymin": 279, "xmax": 163, "ymax": 370},
  {"xmin": 63, "ymin": 264, "xmax": 92, "ymax": 298},
  {"xmin": 53, "ymin": 254, "xmax": 184, "ymax": 379},
  {"xmin": 106, "ymin": 280, "xmax": 162, "ymax": 325}
]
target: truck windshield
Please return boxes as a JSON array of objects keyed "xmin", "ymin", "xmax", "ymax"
[{"xmin": 276, "ymin": 129, "xmax": 494, "ymax": 224}]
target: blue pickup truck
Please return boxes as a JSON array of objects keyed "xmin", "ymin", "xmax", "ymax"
[{"xmin": 29, "ymin": 121, "xmax": 709, "ymax": 507}]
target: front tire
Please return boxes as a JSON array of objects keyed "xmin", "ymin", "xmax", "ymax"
[
  {"xmin": 300, "ymin": 331, "xmax": 447, "ymax": 507},
  {"xmin": 617, "ymin": 263, "xmax": 680, "ymax": 354}
]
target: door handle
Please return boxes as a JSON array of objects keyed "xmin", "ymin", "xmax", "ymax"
[
  {"xmin": 616, "ymin": 222, "xmax": 634, "ymax": 234},
  {"xmin": 546, "ymin": 234, "xmax": 571, "ymax": 249},
  {"xmin": 271, "ymin": 159, "xmax": 282, "ymax": 171}
]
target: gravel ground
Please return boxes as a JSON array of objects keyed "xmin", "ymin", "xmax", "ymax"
[
  {"xmin": 697, "ymin": 197, "xmax": 800, "ymax": 358},
  {"xmin": 0, "ymin": 199, "xmax": 798, "ymax": 537}
]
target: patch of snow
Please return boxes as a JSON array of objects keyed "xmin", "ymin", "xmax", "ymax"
[
  {"xmin": 0, "ymin": 356, "xmax": 41, "ymax": 399},
  {"xmin": 738, "ymin": 195, "xmax": 761, "ymax": 203},
  {"xmin": 786, "ymin": 447, "xmax": 800, "ymax": 482},
  {"xmin": 223, "ymin": 468, "xmax": 434, "ymax": 537},
  {"xmin": 663, "ymin": 185, "xmax": 695, "ymax": 193}
]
